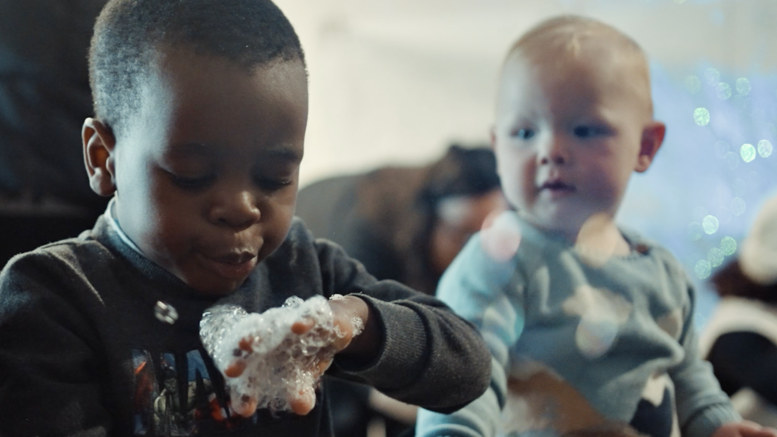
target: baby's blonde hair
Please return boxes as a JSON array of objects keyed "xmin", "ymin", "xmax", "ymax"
[{"xmin": 502, "ymin": 15, "xmax": 653, "ymax": 117}]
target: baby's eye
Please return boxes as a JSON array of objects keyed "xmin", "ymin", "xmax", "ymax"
[
  {"xmin": 170, "ymin": 174, "xmax": 216, "ymax": 190},
  {"xmin": 511, "ymin": 128, "xmax": 535, "ymax": 140},
  {"xmin": 573, "ymin": 125, "xmax": 607, "ymax": 138}
]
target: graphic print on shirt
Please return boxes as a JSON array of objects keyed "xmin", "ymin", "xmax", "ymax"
[{"xmin": 132, "ymin": 348, "xmax": 254, "ymax": 436}]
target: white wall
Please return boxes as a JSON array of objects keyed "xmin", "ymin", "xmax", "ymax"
[{"xmin": 273, "ymin": 0, "xmax": 777, "ymax": 187}]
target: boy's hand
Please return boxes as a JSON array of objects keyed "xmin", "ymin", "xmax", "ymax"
[
  {"xmin": 283, "ymin": 294, "xmax": 377, "ymax": 415},
  {"xmin": 224, "ymin": 295, "xmax": 376, "ymax": 418},
  {"xmin": 711, "ymin": 421, "xmax": 777, "ymax": 437}
]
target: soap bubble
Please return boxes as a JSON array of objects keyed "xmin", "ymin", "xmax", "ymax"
[
  {"xmin": 480, "ymin": 211, "xmax": 522, "ymax": 262},
  {"xmin": 200, "ymin": 296, "xmax": 360, "ymax": 415}
]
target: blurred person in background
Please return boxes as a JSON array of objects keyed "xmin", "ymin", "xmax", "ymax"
[
  {"xmin": 701, "ymin": 194, "xmax": 777, "ymax": 428},
  {"xmin": 0, "ymin": 0, "xmax": 109, "ymax": 266},
  {"xmin": 296, "ymin": 144, "xmax": 505, "ymax": 437}
]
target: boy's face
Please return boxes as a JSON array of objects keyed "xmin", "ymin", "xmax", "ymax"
[
  {"xmin": 94, "ymin": 48, "xmax": 308, "ymax": 295},
  {"xmin": 492, "ymin": 49, "xmax": 661, "ymax": 237}
]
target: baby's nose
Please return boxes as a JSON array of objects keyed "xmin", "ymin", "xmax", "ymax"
[{"xmin": 539, "ymin": 137, "xmax": 568, "ymax": 165}]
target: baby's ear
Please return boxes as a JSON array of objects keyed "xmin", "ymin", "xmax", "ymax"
[
  {"xmin": 82, "ymin": 118, "xmax": 117, "ymax": 196},
  {"xmin": 635, "ymin": 121, "xmax": 666, "ymax": 173}
]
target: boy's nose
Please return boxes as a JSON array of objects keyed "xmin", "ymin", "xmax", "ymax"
[
  {"xmin": 538, "ymin": 137, "xmax": 568, "ymax": 165},
  {"xmin": 209, "ymin": 191, "xmax": 262, "ymax": 230}
]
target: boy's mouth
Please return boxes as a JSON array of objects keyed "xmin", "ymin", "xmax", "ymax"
[{"xmin": 203, "ymin": 252, "xmax": 258, "ymax": 280}]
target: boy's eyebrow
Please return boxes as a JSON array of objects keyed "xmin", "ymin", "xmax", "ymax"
[
  {"xmin": 262, "ymin": 145, "xmax": 302, "ymax": 163},
  {"xmin": 168, "ymin": 143, "xmax": 302, "ymax": 162},
  {"xmin": 168, "ymin": 142, "xmax": 217, "ymax": 157}
]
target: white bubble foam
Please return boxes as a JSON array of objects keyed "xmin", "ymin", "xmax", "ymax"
[{"xmin": 200, "ymin": 296, "xmax": 349, "ymax": 414}]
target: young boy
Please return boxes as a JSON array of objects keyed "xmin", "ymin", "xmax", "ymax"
[
  {"xmin": 416, "ymin": 15, "xmax": 776, "ymax": 437},
  {"xmin": 0, "ymin": 0, "xmax": 492, "ymax": 435}
]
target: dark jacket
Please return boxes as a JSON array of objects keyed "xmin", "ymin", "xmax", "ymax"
[{"xmin": 0, "ymin": 215, "xmax": 491, "ymax": 436}]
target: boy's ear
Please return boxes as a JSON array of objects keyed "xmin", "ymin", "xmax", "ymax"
[
  {"xmin": 635, "ymin": 121, "xmax": 666, "ymax": 173},
  {"xmin": 489, "ymin": 125, "xmax": 497, "ymax": 150},
  {"xmin": 82, "ymin": 117, "xmax": 118, "ymax": 196}
]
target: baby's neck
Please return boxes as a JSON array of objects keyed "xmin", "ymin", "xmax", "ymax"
[
  {"xmin": 534, "ymin": 214, "xmax": 631, "ymax": 257},
  {"xmin": 574, "ymin": 219, "xmax": 631, "ymax": 257}
]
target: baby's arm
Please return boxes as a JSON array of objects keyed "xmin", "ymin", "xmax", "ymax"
[
  {"xmin": 669, "ymin": 276, "xmax": 749, "ymax": 437},
  {"xmin": 415, "ymin": 234, "xmax": 524, "ymax": 437}
]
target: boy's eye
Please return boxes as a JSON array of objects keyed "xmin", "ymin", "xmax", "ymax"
[
  {"xmin": 170, "ymin": 173, "xmax": 216, "ymax": 190},
  {"xmin": 511, "ymin": 128, "xmax": 535, "ymax": 140},
  {"xmin": 254, "ymin": 176, "xmax": 293, "ymax": 191},
  {"xmin": 573, "ymin": 125, "xmax": 606, "ymax": 138}
]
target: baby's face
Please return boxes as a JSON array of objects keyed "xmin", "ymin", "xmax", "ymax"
[
  {"xmin": 112, "ymin": 48, "xmax": 308, "ymax": 295},
  {"xmin": 492, "ymin": 50, "xmax": 652, "ymax": 237}
]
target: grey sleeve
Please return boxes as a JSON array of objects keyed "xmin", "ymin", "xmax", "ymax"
[
  {"xmin": 314, "ymin": 238, "xmax": 492, "ymax": 413},
  {"xmin": 416, "ymin": 235, "xmax": 525, "ymax": 437},
  {"xmin": 670, "ymin": 278, "xmax": 741, "ymax": 437},
  {"xmin": 0, "ymin": 252, "xmax": 111, "ymax": 437}
]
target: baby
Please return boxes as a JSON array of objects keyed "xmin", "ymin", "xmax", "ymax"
[
  {"xmin": 0, "ymin": 0, "xmax": 491, "ymax": 435},
  {"xmin": 416, "ymin": 15, "xmax": 776, "ymax": 437}
]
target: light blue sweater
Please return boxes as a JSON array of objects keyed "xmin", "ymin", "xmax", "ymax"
[{"xmin": 416, "ymin": 211, "xmax": 739, "ymax": 437}]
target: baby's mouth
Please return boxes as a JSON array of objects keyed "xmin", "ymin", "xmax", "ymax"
[{"xmin": 539, "ymin": 180, "xmax": 576, "ymax": 193}]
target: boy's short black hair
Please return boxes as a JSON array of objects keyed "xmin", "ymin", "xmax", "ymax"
[{"xmin": 89, "ymin": 0, "xmax": 305, "ymax": 136}]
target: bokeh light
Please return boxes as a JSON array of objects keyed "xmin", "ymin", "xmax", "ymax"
[
  {"xmin": 733, "ymin": 178, "xmax": 747, "ymax": 196},
  {"xmin": 716, "ymin": 82, "xmax": 732, "ymax": 100},
  {"xmin": 707, "ymin": 247, "xmax": 724, "ymax": 268},
  {"xmin": 714, "ymin": 141, "xmax": 729, "ymax": 158},
  {"xmin": 695, "ymin": 259, "xmax": 711, "ymax": 280},
  {"xmin": 758, "ymin": 140, "xmax": 773, "ymax": 158},
  {"xmin": 702, "ymin": 215, "xmax": 719, "ymax": 234},
  {"xmin": 720, "ymin": 237, "xmax": 737, "ymax": 256},
  {"xmin": 685, "ymin": 75, "xmax": 701, "ymax": 94},
  {"xmin": 740, "ymin": 143, "xmax": 756, "ymax": 163},
  {"xmin": 730, "ymin": 197, "xmax": 746, "ymax": 216},
  {"xmin": 724, "ymin": 151, "xmax": 740, "ymax": 170},
  {"xmin": 705, "ymin": 68, "xmax": 720, "ymax": 86},
  {"xmin": 736, "ymin": 78, "xmax": 751, "ymax": 96},
  {"xmin": 687, "ymin": 222, "xmax": 703, "ymax": 241},
  {"xmin": 694, "ymin": 108, "xmax": 710, "ymax": 126}
]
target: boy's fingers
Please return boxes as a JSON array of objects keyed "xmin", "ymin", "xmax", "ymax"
[
  {"xmin": 291, "ymin": 317, "xmax": 315, "ymax": 335},
  {"xmin": 233, "ymin": 394, "xmax": 259, "ymax": 417},
  {"xmin": 224, "ymin": 359, "xmax": 247, "ymax": 378},
  {"xmin": 288, "ymin": 389, "xmax": 316, "ymax": 415},
  {"xmin": 238, "ymin": 337, "xmax": 254, "ymax": 353}
]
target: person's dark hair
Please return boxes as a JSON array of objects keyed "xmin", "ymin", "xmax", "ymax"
[
  {"xmin": 417, "ymin": 144, "xmax": 501, "ymax": 210},
  {"xmin": 712, "ymin": 260, "xmax": 777, "ymax": 304},
  {"xmin": 405, "ymin": 144, "xmax": 501, "ymax": 291},
  {"xmin": 89, "ymin": 0, "xmax": 305, "ymax": 137}
]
